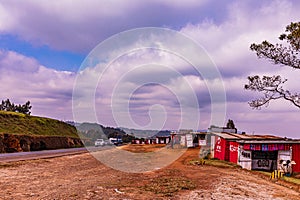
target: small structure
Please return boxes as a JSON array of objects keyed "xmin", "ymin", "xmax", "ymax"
[
  {"xmin": 145, "ymin": 136, "xmax": 156, "ymax": 144},
  {"xmin": 131, "ymin": 131, "xmax": 171, "ymax": 145},
  {"xmin": 154, "ymin": 130, "xmax": 171, "ymax": 144},
  {"xmin": 208, "ymin": 125, "xmax": 237, "ymax": 134},
  {"xmin": 207, "ymin": 131, "xmax": 300, "ymax": 173},
  {"xmin": 190, "ymin": 131, "xmax": 207, "ymax": 147},
  {"xmin": 170, "ymin": 129, "xmax": 207, "ymax": 148}
]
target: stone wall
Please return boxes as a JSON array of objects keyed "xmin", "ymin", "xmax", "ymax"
[{"xmin": 0, "ymin": 133, "xmax": 83, "ymax": 153}]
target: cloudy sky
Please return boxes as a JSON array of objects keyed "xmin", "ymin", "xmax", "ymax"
[{"xmin": 1, "ymin": 0, "xmax": 300, "ymax": 138}]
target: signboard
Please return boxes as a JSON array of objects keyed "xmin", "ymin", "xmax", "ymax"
[
  {"xmin": 251, "ymin": 151, "xmax": 277, "ymax": 171},
  {"xmin": 229, "ymin": 141, "xmax": 239, "ymax": 163},
  {"xmin": 252, "ymin": 160, "xmax": 276, "ymax": 171},
  {"xmin": 238, "ymin": 146, "xmax": 252, "ymax": 170},
  {"xmin": 199, "ymin": 140, "xmax": 206, "ymax": 146},
  {"xmin": 239, "ymin": 150, "xmax": 251, "ymax": 161},
  {"xmin": 186, "ymin": 134, "xmax": 193, "ymax": 147},
  {"xmin": 214, "ymin": 137, "xmax": 226, "ymax": 160},
  {"xmin": 166, "ymin": 138, "xmax": 170, "ymax": 144},
  {"xmin": 180, "ymin": 136, "xmax": 186, "ymax": 146}
]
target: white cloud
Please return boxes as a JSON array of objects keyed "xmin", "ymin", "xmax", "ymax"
[
  {"xmin": 181, "ymin": 0, "xmax": 300, "ymax": 76},
  {"xmin": 1, "ymin": 0, "xmax": 300, "ymax": 135},
  {"xmin": 177, "ymin": 0, "xmax": 300, "ymax": 135},
  {"xmin": 71, "ymin": 29, "xmax": 225, "ymax": 129},
  {"xmin": 0, "ymin": 50, "xmax": 39, "ymax": 72},
  {"xmin": 153, "ymin": 0, "xmax": 208, "ymax": 8},
  {"xmin": 0, "ymin": 50, "xmax": 75, "ymax": 120},
  {"xmin": 0, "ymin": 0, "xmax": 211, "ymax": 53},
  {"xmin": 225, "ymin": 101, "xmax": 300, "ymax": 138}
]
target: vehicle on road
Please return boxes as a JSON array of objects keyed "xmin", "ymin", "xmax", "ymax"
[
  {"xmin": 109, "ymin": 138, "xmax": 123, "ymax": 146},
  {"xmin": 104, "ymin": 139, "xmax": 113, "ymax": 145},
  {"xmin": 95, "ymin": 139, "xmax": 105, "ymax": 147}
]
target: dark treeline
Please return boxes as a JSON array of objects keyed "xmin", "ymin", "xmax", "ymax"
[{"xmin": 0, "ymin": 99, "xmax": 32, "ymax": 115}]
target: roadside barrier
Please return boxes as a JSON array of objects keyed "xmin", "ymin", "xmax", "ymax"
[{"xmin": 270, "ymin": 170, "xmax": 284, "ymax": 180}]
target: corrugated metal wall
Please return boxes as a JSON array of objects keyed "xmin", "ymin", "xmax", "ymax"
[
  {"xmin": 224, "ymin": 140, "xmax": 230, "ymax": 161},
  {"xmin": 292, "ymin": 144, "xmax": 300, "ymax": 173},
  {"xmin": 238, "ymin": 146, "xmax": 252, "ymax": 170},
  {"xmin": 214, "ymin": 137, "xmax": 226, "ymax": 160},
  {"xmin": 229, "ymin": 141, "xmax": 239, "ymax": 163},
  {"xmin": 213, "ymin": 138, "xmax": 238, "ymax": 163}
]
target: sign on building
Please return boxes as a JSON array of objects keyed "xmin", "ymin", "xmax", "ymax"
[
  {"xmin": 180, "ymin": 136, "xmax": 186, "ymax": 146},
  {"xmin": 251, "ymin": 151, "xmax": 277, "ymax": 171},
  {"xmin": 186, "ymin": 134, "xmax": 193, "ymax": 147},
  {"xmin": 238, "ymin": 147, "xmax": 252, "ymax": 170},
  {"xmin": 199, "ymin": 140, "xmax": 206, "ymax": 146}
]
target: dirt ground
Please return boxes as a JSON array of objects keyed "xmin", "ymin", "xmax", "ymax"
[{"xmin": 1, "ymin": 144, "xmax": 300, "ymax": 200}]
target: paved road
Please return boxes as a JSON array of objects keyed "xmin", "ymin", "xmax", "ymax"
[{"xmin": 0, "ymin": 147, "xmax": 90, "ymax": 162}]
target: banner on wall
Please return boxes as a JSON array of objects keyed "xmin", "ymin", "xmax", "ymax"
[
  {"xmin": 186, "ymin": 134, "xmax": 193, "ymax": 147},
  {"xmin": 199, "ymin": 140, "xmax": 206, "ymax": 146},
  {"xmin": 251, "ymin": 151, "xmax": 277, "ymax": 171}
]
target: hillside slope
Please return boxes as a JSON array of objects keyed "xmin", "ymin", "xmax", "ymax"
[
  {"xmin": 0, "ymin": 111, "xmax": 78, "ymax": 138},
  {"xmin": 76, "ymin": 122, "xmax": 135, "ymax": 145},
  {"xmin": 0, "ymin": 111, "xmax": 83, "ymax": 153}
]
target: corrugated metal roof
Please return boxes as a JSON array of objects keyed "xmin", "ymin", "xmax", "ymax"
[
  {"xmin": 237, "ymin": 140, "xmax": 300, "ymax": 144},
  {"xmin": 209, "ymin": 132, "xmax": 240, "ymax": 139},
  {"xmin": 231, "ymin": 133, "xmax": 283, "ymax": 140},
  {"xmin": 210, "ymin": 131, "xmax": 300, "ymax": 143},
  {"xmin": 190, "ymin": 131, "xmax": 207, "ymax": 134}
]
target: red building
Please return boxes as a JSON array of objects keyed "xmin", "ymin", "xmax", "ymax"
[{"xmin": 208, "ymin": 132, "xmax": 300, "ymax": 173}]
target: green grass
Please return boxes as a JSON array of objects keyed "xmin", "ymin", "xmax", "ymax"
[
  {"xmin": 283, "ymin": 176, "xmax": 300, "ymax": 185},
  {"xmin": 189, "ymin": 158, "xmax": 241, "ymax": 168},
  {"xmin": 257, "ymin": 171, "xmax": 300, "ymax": 185},
  {"xmin": 0, "ymin": 111, "xmax": 79, "ymax": 138}
]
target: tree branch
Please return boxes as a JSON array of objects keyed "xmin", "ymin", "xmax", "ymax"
[
  {"xmin": 247, "ymin": 22, "xmax": 300, "ymax": 109},
  {"xmin": 245, "ymin": 75, "xmax": 300, "ymax": 109}
]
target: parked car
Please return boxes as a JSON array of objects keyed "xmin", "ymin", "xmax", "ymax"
[
  {"xmin": 104, "ymin": 139, "xmax": 113, "ymax": 145},
  {"xmin": 109, "ymin": 138, "xmax": 123, "ymax": 146},
  {"xmin": 95, "ymin": 139, "xmax": 105, "ymax": 147}
]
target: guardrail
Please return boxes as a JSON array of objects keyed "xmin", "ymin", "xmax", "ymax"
[{"xmin": 270, "ymin": 170, "xmax": 284, "ymax": 180}]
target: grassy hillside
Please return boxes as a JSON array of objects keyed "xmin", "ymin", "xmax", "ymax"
[
  {"xmin": 76, "ymin": 122, "xmax": 136, "ymax": 143},
  {"xmin": 76, "ymin": 122, "xmax": 126, "ymax": 140},
  {"xmin": 120, "ymin": 127, "xmax": 159, "ymax": 138},
  {"xmin": 0, "ymin": 111, "xmax": 79, "ymax": 138}
]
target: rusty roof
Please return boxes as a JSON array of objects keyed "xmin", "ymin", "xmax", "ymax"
[
  {"xmin": 209, "ymin": 131, "xmax": 299, "ymax": 142},
  {"xmin": 237, "ymin": 140, "xmax": 300, "ymax": 144}
]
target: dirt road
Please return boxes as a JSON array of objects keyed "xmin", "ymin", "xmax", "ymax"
[
  {"xmin": 0, "ymin": 144, "xmax": 299, "ymax": 199},
  {"xmin": 0, "ymin": 147, "xmax": 88, "ymax": 162}
]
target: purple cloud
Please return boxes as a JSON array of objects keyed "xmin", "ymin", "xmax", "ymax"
[
  {"xmin": 1, "ymin": 0, "xmax": 300, "ymax": 138},
  {"xmin": 0, "ymin": 50, "xmax": 75, "ymax": 120}
]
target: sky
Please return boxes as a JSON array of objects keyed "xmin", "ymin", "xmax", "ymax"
[{"xmin": 1, "ymin": 0, "xmax": 300, "ymax": 138}]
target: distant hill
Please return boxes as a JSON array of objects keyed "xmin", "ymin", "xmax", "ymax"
[
  {"xmin": 76, "ymin": 122, "xmax": 106, "ymax": 140},
  {"xmin": 76, "ymin": 122, "xmax": 136, "ymax": 144},
  {"xmin": 0, "ymin": 111, "xmax": 78, "ymax": 138},
  {"xmin": 120, "ymin": 127, "xmax": 161, "ymax": 138}
]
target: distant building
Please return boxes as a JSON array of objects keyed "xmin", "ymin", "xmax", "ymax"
[
  {"xmin": 131, "ymin": 130, "xmax": 171, "ymax": 145},
  {"xmin": 208, "ymin": 125, "xmax": 237, "ymax": 134},
  {"xmin": 170, "ymin": 130, "xmax": 207, "ymax": 148},
  {"xmin": 155, "ymin": 130, "xmax": 171, "ymax": 144}
]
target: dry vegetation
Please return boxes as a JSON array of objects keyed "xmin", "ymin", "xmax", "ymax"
[{"xmin": 0, "ymin": 144, "xmax": 300, "ymax": 199}]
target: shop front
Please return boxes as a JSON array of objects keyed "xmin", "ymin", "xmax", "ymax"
[{"xmin": 251, "ymin": 151, "xmax": 277, "ymax": 171}]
